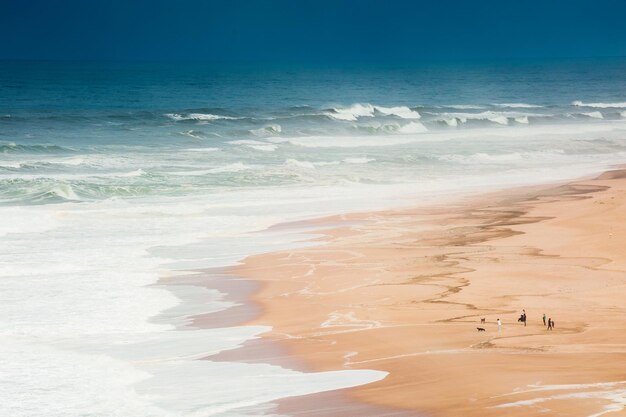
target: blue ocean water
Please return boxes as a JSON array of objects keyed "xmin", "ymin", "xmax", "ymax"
[
  {"xmin": 1, "ymin": 59, "xmax": 626, "ymax": 416},
  {"xmin": 2, "ymin": 59, "xmax": 626, "ymax": 204}
]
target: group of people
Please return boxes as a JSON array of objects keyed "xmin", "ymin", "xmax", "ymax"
[
  {"xmin": 514, "ymin": 310, "xmax": 556, "ymax": 330},
  {"xmin": 486, "ymin": 310, "xmax": 556, "ymax": 333},
  {"xmin": 542, "ymin": 313, "xmax": 555, "ymax": 330}
]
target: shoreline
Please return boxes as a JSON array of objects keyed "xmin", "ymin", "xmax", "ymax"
[
  {"xmin": 169, "ymin": 268, "xmax": 417, "ymax": 415},
  {"xmin": 225, "ymin": 168, "xmax": 626, "ymax": 417}
]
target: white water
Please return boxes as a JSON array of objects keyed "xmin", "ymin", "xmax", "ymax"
[{"xmin": 0, "ymin": 187, "xmax": 400, "ymax": 417}]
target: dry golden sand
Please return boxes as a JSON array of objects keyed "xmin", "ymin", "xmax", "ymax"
[{"xmin": 231, "ymin": 170, "xmax": 626, "ymax": 417}]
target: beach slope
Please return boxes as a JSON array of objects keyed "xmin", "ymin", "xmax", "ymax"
[{"xmin": 232, "ymin": 170, "xmax": 626, "ymax": 417}]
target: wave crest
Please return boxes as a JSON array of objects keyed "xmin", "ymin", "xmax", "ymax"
[
  {"xmin": 579, "ymin": 111, "xmax": 604, "ymax": 119},
  {"xmin": 398, "ymin": 122, "xmax": 428, "ymax": 133},
  {"xmin": 375, "ymin": 106, "xmax": 421, "ymax": 119},
  {"xmin": 327, "ymin": 104, "xmax": 375, "ymax": 121},
  {"xmin": 495, "ymin": 103, "xmax": 544, "ymax": 108},
  {"xmin": 327, "ymin": 104, "xmax": 421, "ymax": 121},
  {"xmin": 250, "ymin": 124, "xmax": 282, "ymax": 137},
  {"xmin": 165, "ymin": 113, "xmax": 238, "ymax": 121},
  {"xmin": 572, "ymin": 100, "xmax": 626, "ymax": 108},
  {"xmin": 435, "ymin": 111, "xmax": 513, "ymax": 126}
]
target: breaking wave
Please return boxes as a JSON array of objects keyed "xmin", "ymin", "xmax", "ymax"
[
  {"xmin": 165, "ymin": 113, "xmax": 239, "ymax": 121},
  {"xmin": 398, "ymin": 121, "xmax": 428, "ymax": 133},
  {"xmin": 435, "ymin": 111, "xmax": 515, "ymax": 126},
  {"xmin": 284, "ymin": 159, "xmax": 317, "ymax": 170},
  {"xmin": 0, "ymin": 178, "xmax": 152, "ymax": 205},
  {"xmin": 494, "ymin": 103, "xmax": 544, "ymax": 108},
  {"xmin": 578, "ymin": 111, "xmax": 604, "ymax": 119},
  {"xmin": 327, "ymin": 104, "xmax": 375, "ymax": 121},
  {"xmin": 572, "ymin": 100, "xmax": 626, "ymax": 108},
  {"xmin": 327, "ymin": 104, "xmax": 420, "ymax": 121},
  {"xmin": 355, "ymin": 121, "xmax": 427, "ymax": 134},
  {"xmin": 375, "ymin": 106, "xmax": 421, "ymax": 119},
  {"xmin": 250, "ymin": 124, "xmax": 282, "ymax": 137},
  {"xmin": 444, "ymin": 104, "xmax": 485, "ymax": 110}
]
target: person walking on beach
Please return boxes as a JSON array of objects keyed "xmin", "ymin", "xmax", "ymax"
[
  {"xmin": 543, "ymin": 313, "xmax": 547, "ymax": 326},
  {"xmin": 497, "ymin": 318, "xmax": 502, "ymax": 334},
  {"xmin": 547, "ymin": 318, "xmax": 553, "ymax": 330}
]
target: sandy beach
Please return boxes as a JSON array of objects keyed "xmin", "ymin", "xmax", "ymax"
[{"xmin": 226, "ymin": 169, "xmax": 626, "ymax": 417}]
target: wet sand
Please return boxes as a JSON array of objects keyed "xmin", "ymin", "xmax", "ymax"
[{"xmin": 230, "ymin": 170, "xmax": 626, "ymax": 417}]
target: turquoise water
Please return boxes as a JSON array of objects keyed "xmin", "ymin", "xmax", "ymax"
[{"xmin": 1, "ymin": 59, "xmax": 626, "ymax": 417}]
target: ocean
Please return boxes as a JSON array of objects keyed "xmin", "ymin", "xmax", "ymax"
[{"xmin": 1, "ymin": 58, "xmax": 626, "ymax": 416}]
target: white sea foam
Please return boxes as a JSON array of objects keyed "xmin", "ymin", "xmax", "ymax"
[
  {"xmin": 495, "ymin": 103, "xmax": 544, "ymax": 108},
  {"xmin": 168, "ymin": 163, "xmax": 254, "ymax": 176},
  {"xmin": 184, "ymin": 147, "xmax": 220, "ymax": 152},
  {"xmin": 327, "ymin": 104, "xmax": 420, "ymax": 121},
  {"xmin": 435, "ymin": 110, "xmax": 547, "ymax": 126},
  {"xmin": 209, "ymin": 162, "xmax": 254, "ymax": 173},
  {"xmin": 440, "ymin": 150, "xmax": 566, "ymax": 164},
  {"xmin": 580, "ymin": 111, "xmax": 604, "ymax": 119},
  {"xmin": 267, "ymin": 135, "xmax": 417, "ymax": 148},
  {"xmin": 165, "ymin": 113, "xmax": 238, "ymax": 121},
  {"xmin": 57, "ymin": 157, "xmax": 88, "ymax": 166},
  {"xmin": 436, "ymin": 111, "xmax": 512, "ymax": 125},
  {"xmin": 398, "ymin": 121, "xmax": 428, "ymax": 133},
  {"xmin": 250, "ymin": 124, "xmax": 282, "ymax": 137},
  {"xmin": 507, "ymin": 381, "xmax": 626, "ymax": 394},
  {"xmin": 327, "ymin": 104, "xmax": 375, "ymax": 121},
  {"xmin": 343, "ymin": 157, "xmax": 375, "ymax": 164},
  {"xmin": 228, "ymin": 139, "xmax": 278, "ymax": 152},
  {"xmin": 355, "ymin": 121, "xmax": 399, "ymax": 133},
  {"xmin": 0, "ymin": 207, "xmax": 59, "ymax": 237},
  {"xmin": 442, "ymin": 117, "xmax": 458, "ymax": 127},
  {"xmin": 284, "ymin": 159, "xmax": 317, "ymax": 170},
  {"xmin": 621, "ymin": 111, "xmax": 626, "ymax": 119},
  {"xmin": 375, "ymin": 106, "xmax": 421, "ymax": 119},
  {"xmin": 572, "ymin": 100, "xmax": 626, "ymax": 108},
  {"xmin": 0, "ymin": 161, "xmax": 23, "ymax": 168},
  {"xmin": 493, "ymin": 382, "xmax": 626, "ymax": 417},
  {"xmin": 50, "ymin": 184, "xmax": 81, "ymax": 200},
  {"xmin": 3, "ymin": 157, "xmax": 91, "ymax": 169},
  {"xmin": 445, "ymin": 104, "xmax": 485, "ymax": 109},
  {"xmin": 0, "ymin": 186, "xmax": 407, "ymax": 417},
  {"xmin": 117, "ymin": 169, "xmax": 146, "ymax": 177}
]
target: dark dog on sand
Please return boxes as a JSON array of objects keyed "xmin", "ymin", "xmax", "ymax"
[
  {"xmin": 477, "ymin": 327, "xmax": 486, "ymax": 332},
  {"xmin": 480, "ymin": 318, "xmax": 486, "ymax": 323}
]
